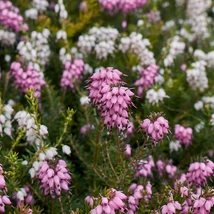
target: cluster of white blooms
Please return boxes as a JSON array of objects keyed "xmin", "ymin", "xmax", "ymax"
[
  {"xmin": 169, "ymin": 140, "xmax": 181, "ymax": 152},
  {"xmin": 29, "ymin": 147, "xmax": 58, "ymax": 178},
  {"xmin": 210, "ymin": 114, "xmax": 214, "ymax": 126},
  {"xmin": 180, "ymin": 28, "xmax": 195, "ymax": 42},
  {"xmin": 0, "ymin": 103, "xmax": 14, "ymax": 137},
  {"xmin": 14, "ymin": 111, "xmax": 48, "ymax": 146},
  {"xmin": 80, "ymin": 96, "xmax": 90, "ymax": 105},
  {"xmin": 55, "ymin": 0, "xmax": 68, "ymax": 19},
  {"xmin": 59, "ymin": 47, "xmax": 83, "ymax": 65},
  {"xmin": 25, "ymin": 8, "xmax": 38, "ymax": 19},
  {"xmin": 163, "ymin": 36, "xmax": 185, "ymax": 67},
  {"xmin": 194, "ymin": 49, "xmax": 214, "ymax": 67},
  {"xmin": 186, "ymin": 0, "xmax": 212, "ymax": 39},
  {"xmin": 0, "ymin": 30, "xmax": 16, "ymax": 46},
  {"xmin": 83, "ymin": 63, "xmax": 93, "ymax": 75},
  {"xmin": 155, "ymin": 68, "xmax": 165, "ymax": 85},
  {"xmin": 17, "ymin": 29, "xmax": 50, "ymax": 66},
  {"xmin": 195, "ymin": 121, "xmax": 205, "ymax": 133},
  {"xmin": 32, "ymin": 0, "xmax": 49, "ymax": 12},
  {"xmin": 119, "ymin": 32, "xmax": 155, "ymax": 66},
  {"xmin": 194, "ymin": 101, "xmax": 204, "ymax": 111},
  {"xmin": 77, "ymin": 27, "xmax": 119, "ymax": 60},
  {"xmin": 186, "ymin": 60, "xmax": 208, "ymax": 91},
  {"xmin": 56, "ymin": 30, "xmax": 67, "ymax": 40},
  {"xmin": 146, "ymin": 88, "xmax": 168, "ymax": 105},
  {"xmin": 162, "ymin": 20, "xmax": 175, "ymax": 31}
]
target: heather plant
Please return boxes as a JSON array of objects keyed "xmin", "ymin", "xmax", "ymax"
[{"xmin": 0, "ymin": 0, "xmax": 214, "ymax": 213}]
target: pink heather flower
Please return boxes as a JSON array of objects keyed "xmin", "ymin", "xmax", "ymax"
[
  {"xmin": 193, "ymin": 197, "xmax": 214, "ymax": 214},
  {"xmin": 98, "ymin": 0, "xmax": 148, "ymax": 14},
  {"xmin": 37, "ymin": 160, "xmax": 71, "ymax": 199},
  {"xmin": 174, "ymin": 124, "xmax": 193, "ymax": 147},
  {"xmin": 186, "ymin": 159, "xmax": 214, "ymax": 187},
  {"xmin": 161, "ymin": 201, "xmax": 182, "ymax": 214},
  {"xmin": 87, "ymin": 67, "xmax": 123, "ymax": 107},
  {"xmin": 80, "ymin": 124, "xmax": 95, "ymax": 134},
  {"xmin": 125, "ymin": 121, "xmax": 134, "ymax": 136},
  {"xmin": 156, "ymin": 160, "xmax": 177, "ymax": 178},
  {"xmin": 141, "ymin": 116, "xmax": 169, "ymax": 143},
  {"xmin": 85, "ymin": 196, "xmax": 94, "ymax": 207},
  {"xmin": 124, "ymin": 144, "xmax": 131, "ymax": 157},
  {"xmin": 90, "ymin": 188, "xmax": 127, "ymax": 214},
  {"xmin": 134, "ymin": 65, "xmax": 159, "ymax": 96},
  {"xmin": 134, "ymin": 155, "xmax": 155, "ymax": 178},
  {"xmin": 87, "ymin": 67, "xmax": 135, "ymax": 131},
  {"xmin": 0, "ymin": 1, "xmax": 28, "ymax": 32},
  {"xmin": 61, "ymin": 59, "xmax": 84, "ymax": 90},
  {"xmin": 10, "ymin": 62, "xmax": 46, "ymax": 98},
  {"xmin": 0, "ymin": 195, "xmax": 12, "ymax": 213}
]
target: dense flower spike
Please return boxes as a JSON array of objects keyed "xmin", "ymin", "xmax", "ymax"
[
  {"xmin": 89, "ymin": 188, "xmax": 127, "ymax": 214},
  {"xmin": 141, "ymin": 116, "xmax": 169, "ymax": 143},
  {"xmin": 0, "ymin": 1, "xmax": 28, "ymax": 32},
  {"xmin": 10, "ymin": 61, "xmax": 46, "ymax": 98},
  {"xmin": 37, "ymin": 160, "xmax": 71, "ymax": 199},
  {"xmin": 193, "ymin": 196, "xmax": 214, "ymax": 214},
  {"xmin": 60, "ymin": 59, "xmax": 84, "ymax": 89},
  {"xmin": 174, "ymin": 124, "xmax": 193, "ymax": 147},
  {"xmin": 87, "ymin": 67, "xmax": 135, "ymax": 131},
  {"xmin": 134, "ymin": 64, "xmax": 159, "ymax": 96},
  {"xmin": 98, "ymin": 0, "xmax": 148, "ymax": 14},
  {"xmin": 186, "ymin": 159, "xmax": 214, "ymax": 186}
]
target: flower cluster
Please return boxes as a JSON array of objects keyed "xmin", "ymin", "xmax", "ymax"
[
  {"xmin": 0, "ymin": 164, "xmax": 12, "ymax": 213},
  {"xmin": 17, "ymin": 28, "xmax": 50, "ymax": 66},
  {"xmin": 13, "ymin": 185, "xmax": 34, "ymax": 207},
  {"xmin": 146, "ymin": 88, "xmax": 168, "ymax": 105},
  {"xmin": 163, "ymin": 36, "xmax": 186, "ymax": 67},
  {"xmin": 98, "ymin": 0, "xmax": 148, "ymax": 14},
  {"xmin": 134, "ymin": 64, "xmax": 159, "ymax": 96},
  {"xmin": 37, "ymin": 159, "xmax": 71, "ymax": 198},
  {"xmin": 55, "ymin": 0, "xmax": 68, "ymax": 19},
  {"xmin": 161, "ymin": 201, "xmax": 182, "ymax": 214},
  {"xmin": 186, "ymin": 159, "xmax": 214, "ymax": 186},
  {"xmin": 78, "ymin": 27, "xmax": 119, "ymax": 59},
  {"xmin": 174, "ymin": 124, "xmax": 193, "ymax": 147},
  {"xmin": 0, "ymin": 30, "xmax": 16, "ymax": 46},
  {"xmin": 89, "ymin": 188, "xmax": 127, "ymax": 214},
  {"xmin": 127, "ymin": 182, "xmax": 152, "ymax": 213},
  {"xmin": 0, "ymin": 1, "xmax": 28, "ymax": 32},
  {"xmin": 0, "ymin": 103, "xmax": 14, "ymax": 137},
  {"xmin": 194, "ymin": 49, "xmax": 214, "ymax": 68},
  {"xmin": 14, "ymin": 110, "xmax": 48, "ymax": 145},
  {"xmin": 60, "ymin": 59, "xmax": 85, "ymax": 90},
  {"xmin": 156, "ymin": 160, "xmax": 177, "ymax": 178},
  {"xmin": 87, "ymin": 67, "xmax": 135, "ymax": 131},
  {"xmin": 141, "ymin": 116, "xmax": 169, "ymax": 143},
  {"xmin": 186, "ymin": 60, "xmax": 208, "ymax": 92},
  {"xmin": 193, "ymin": 196, "xmax": 214, "ymax": 214},
  {"xmin": 119, "ymin": 32, "xmax": 155, "ymax": 66},
  {"xmin": 10, "ymin": 62, "xmax": 46, "ymax": 98}
]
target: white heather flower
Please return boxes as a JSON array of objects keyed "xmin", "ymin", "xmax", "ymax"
[
  {"xmin": 17, "ymin": 191, "xmax": 25, "ymax": 201},
  {"xmin": 195, "ymin": 121, "xmax": 205, "ymax": 132},
  {"xmin": 62, "ymin": 145, "xmax": 71, "ymax": 155},
  {"xmin": 4, "ymin": 55, "xmax": 11, "ymax": 62},
  {"xmin": 56, "ymin": 30, "xmax": 67, "ymax": 40},
  {"xmin": 169, "ymin": 141, "xmax": 181, "ymax": 152},
  {"xmin": 33, "ymin": 0, "xmax": 49, "ymax": 12},
  {"xmin": 80, "ymin": 96, "xmax": 90, "ymax": 105},
  {"xmin": 194, "ymin": 49, "xmax": 207, "ymax": 61},
  {"xmin": 0, "ymin": 30, "xmax": 16, "ymax": 46},
  {"xmin": 39, "ymin": 125, "xmax": 48, "ymax": 136},
  {"xmin": 39, "ymin": 152, "xmax": 46, "ymax": 161},
  {"xmin": 25, "ymin": 8, "xmax": 38, "ymax": 19},
  {"xmin": 29, "ymin": 168, "xmax": 36, "ymax": 178},
  {"xmin": 45, "ymin": 147, "xmax": 58, "ymax": 160},
  {"xmin": 33, "ymin": 161, "xmax": 41, "ymax": 171},
  {"xmin": 137, "ymin": 19, "xmax": 144, "ymax": 27},
  {"xmin": 22, "ymin": 160, "xmax": 28, "ymax": 165},
  {"xmin": 186, "ymin": 60, "xmax": 208, "ymax": 91},
  {"xmin": 146, "ymin": 88, "xmax": 168, "ymax": 105},
  {"xmin": 194, "ymin": 101, "xmax": 204, "ymax": 111}
]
